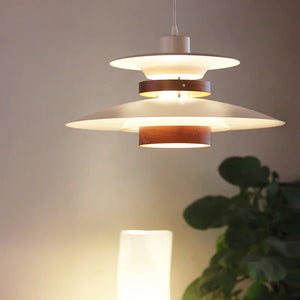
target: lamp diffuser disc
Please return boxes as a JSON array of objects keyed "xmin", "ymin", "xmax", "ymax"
[
  {"xmin": 66, "ymin": 98, "xmax": 285, "ymax": 132},
  {"xmin": 110, "ymin": 53, "xmax": 240, "ymax": 79}
]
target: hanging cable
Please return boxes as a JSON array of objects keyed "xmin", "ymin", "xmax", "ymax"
[{"xmin": 171, "ymin": 0, "xmax": 178, "ymax": 36}]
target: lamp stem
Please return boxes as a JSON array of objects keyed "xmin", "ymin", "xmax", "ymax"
[{"xmin": 171, "ymin": 0, "xmax": 178, "ymax": 36}]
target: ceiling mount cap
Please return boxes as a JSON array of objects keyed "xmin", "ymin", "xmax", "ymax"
[{"xmin": 160, "ymin": 36, "xmax": 190, "ymax": 53}]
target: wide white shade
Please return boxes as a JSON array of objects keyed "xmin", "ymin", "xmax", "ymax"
[
  {"xmin": 117, "ymin": 230, "xmax": 173, "ymax": 300},
  {"xmin": 66, "ymin": 98, "xmax": 285, "ymax": 132},
  {"xmin": 110, "ymin": 53, "xmax": 240, "ymax": 79}
]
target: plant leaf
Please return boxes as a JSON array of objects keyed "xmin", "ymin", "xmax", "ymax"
[
  {"xmin": 225, "ymin": 204, "xmax": 259, "ymax": 226},
  {"xmin": 182, "ymin": 277, "xmax": 201, "ymax": 300},
  {"xmin": 218, "ymin": 156, "xmax": 270, "ymax": 189},
  {"xmin": 198, "ymin": 266, "xmax": 237, "ymax": 297},
  {"xmin": 283, "ymin": 267, "xmax": 300, "ymax": 291},
  {"xmin": 183, "ymin": 196, "xmax": 232, "ymax": 230},
  {"xmin": 267, "ymin": 180, "xmax": 281, "ymax": 208},
  {"xmin": 280, "ymin": 182, "xmax": 300, "ymax": 203},
  {"xmin": 225, "ymin": 227, "xmax": 261, "ymax": 250},
  {"xmin": 265, "ymin": 237, "xmax": 300, "ymax": 257},
  {"xmin": 216, "ymin": 233, "xmax": 228, "ymax": 252},
  {"xmin": 210, "ymin": 248, "xmax": 244, "ymax": 270},
  {"xmin": 280, "ymin": 208, "xmax": 300, "ymax": 235},
  {"xmin": 243, "ymin": 282, "xmax": 270, "ymax": 300},
  {"xmin": 241, "ymin": 255, "xmax": 286, "ymax": 282}
]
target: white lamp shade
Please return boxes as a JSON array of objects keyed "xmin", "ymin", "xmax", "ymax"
[
  {"xmin": 66, "ymin": 98, "xmax": 285, "ymax": 132},
  {"xmin": 110, "ymin": 54, "xmax": 240, "ymax": 79},
  {"xmin": 117, "ymin": 230, "xmax": 173, "ymax": 300}
]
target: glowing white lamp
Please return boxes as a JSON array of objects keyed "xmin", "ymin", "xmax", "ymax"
[{"xmin": 117, "ymin": 230, "xmax": 173, "ymax": 300}]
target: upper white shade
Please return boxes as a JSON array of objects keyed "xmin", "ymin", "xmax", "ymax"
[
  {"xmin": 117, "ymin": 230, "xmax": 172, "ymax": 300},
  {"xmin": 66, "ymin": 98, "xmax": 285, "ymax": 132},
  {"xmin": 109, "ymin": 54, "xmax": 240, "ymax": 79}
]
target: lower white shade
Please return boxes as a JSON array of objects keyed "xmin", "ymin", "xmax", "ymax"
[
  {"xmin": 66, "ymin": 98, "xmax": 285, "ymax": 132},
  {"xmin": 117, "ymin": 230, "xmax": 173, "ymax": 300}
]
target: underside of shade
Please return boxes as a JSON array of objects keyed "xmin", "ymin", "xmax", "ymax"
[{"xmin": 66, "ymin": 98, "xmax": 285, "ymax": 132}]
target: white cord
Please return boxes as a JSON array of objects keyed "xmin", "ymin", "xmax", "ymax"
[{"xmin": 171, "ymin": 0, "xmax": 178, "ymax": 36}]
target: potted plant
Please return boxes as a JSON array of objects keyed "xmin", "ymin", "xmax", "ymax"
[{"xmin": 182, "ymin": 156, "xmax": 300, "ymax": 300}]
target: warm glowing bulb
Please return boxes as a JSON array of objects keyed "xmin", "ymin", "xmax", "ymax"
[
  {"xmin": 117, "ymin": 230, "xmax": 172, "ymax": 300},
  {"xmin": 157, "ymin": 90, "xmax": 190, "ymax": 99},
  {"xmin": 140, "ymin": 143, "xmax": 210, "ymax": 148},
  {"xmin": 147, "ymin": 73, "xmax": 202, "ymax": 80}
]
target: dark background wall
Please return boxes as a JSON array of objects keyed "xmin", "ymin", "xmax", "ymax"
[{"xmin": 0, "ymin": 0, "xmax": 299, "ymax": 299}]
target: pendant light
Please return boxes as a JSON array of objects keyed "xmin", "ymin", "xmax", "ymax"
[{"xmin": 66, "ymin": 0, "xmax": 285, "ymax": 149}]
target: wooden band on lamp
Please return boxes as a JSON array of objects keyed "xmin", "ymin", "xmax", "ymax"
[
  {"xmin": 139, "ymin": 126, "xmax": 211, "ymax": 148},
  {"xmin": 139, "ymin": 79, "xmax": 211, "ymax": 98}
]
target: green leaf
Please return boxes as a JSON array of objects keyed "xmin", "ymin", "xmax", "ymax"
[
  {"xmin": 267, "ymin": 180, "xmax": 281, "ymax": 208},
  {"xmin": 283, "ymin": 240, "xmax": 300, "ymax": 257},
  {"xmin": 225, "ymin": 227, "xmax": 261, "ymax": 250},
  {"xmin": 198, "ymin": 266, "xmax": 237, "ymax": 297},
  {"xmin": 280, "ymin": 182, "xmax": 300, "ymax": 203},
  {"xmin": 210, "ymin": 249, "xmax": 244, "ymax": 270},
  {"xmin": 225, "ymin": 204, "xmax": 259, "ymax": 226},
  {"xmin": 282, "ymin": 294, "xmax": 300, "ymax": 300},
  {"xmin": 280, "ymin": 209, "xmax": 300, "ymax": 235},
  {"xmin": 216, "ymin": 233, "xmax": 228, "ymax": 252},
  {"xmin": 283, "ymin": 267, "xmax": 300, "ymax": 291},
  {"xmin": 218, "ymin": 156, "xmax": 270, "ymax": 189},
  {"xmin": 241, "ymin": 255, "xmax": 286, "ymax": 282},
  {"xmin": 265, "ymin": 237, "xmax": 300, "ymax": 257},
  {"xmin": 243, "ymin": 282, "xmax": 270, "ymax": 300},
  {"xmin": 182, "ymin": 278, "xmax": 201, "ymax": 300},
  {"xmin": 265, "ymin": 237, "xmax": 286, "ymax": 255},
  {"xmin": 284, "ymin": 257, "xmax": 300, "ymax": 268},
  {"xmin": 183, "ymin": 196, "xmax": 232, "ymax": 230}
]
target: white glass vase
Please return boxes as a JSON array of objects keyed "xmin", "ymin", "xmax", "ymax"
[{"xmin": 117, "ymin": 230, "xmax": 173, "ymax": 300}]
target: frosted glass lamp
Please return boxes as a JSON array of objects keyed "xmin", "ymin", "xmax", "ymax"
[{"xmin": 117, "ymin": 230, "xmax": 173, "ymax": 300}]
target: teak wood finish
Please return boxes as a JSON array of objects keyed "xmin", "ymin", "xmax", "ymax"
[
  {"xmin": 139, "ymin": 126, "xmax": 211, "ymax": 148},
  {"xmin": 139, "ymin": 79, "xmax": 211, "ymax": 98}
]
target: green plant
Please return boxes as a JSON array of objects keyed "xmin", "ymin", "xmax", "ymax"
[{"xmin": 182, "ymin": 156, "xmax": 300, "ymax": 300}]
